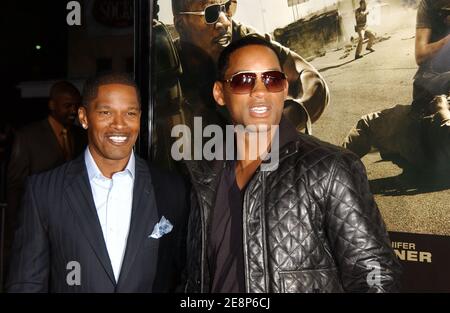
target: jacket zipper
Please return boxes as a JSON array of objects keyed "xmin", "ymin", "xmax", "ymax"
[
  {"xmin": 242, "ymin": 144, "xmax": 298, "ymax": 292},
  {"xmin": 200, "ymin": 186, "xmax": 207, "ymax": 292},
  {"xmin": 260, "ymin": 170, "xmax": 270, "ymax": 292},
  {"xmin": 242, "ymin": 177, "xmax": 250, "ymax": 292},
  {"xmin": 190, "ymin": 182, "xmax": 207, "ymax": 292},
  {"xmin": 243, "ymin": 169, "xmax": 269, "ymax": 292}
]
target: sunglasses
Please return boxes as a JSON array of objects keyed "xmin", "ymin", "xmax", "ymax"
[
  {"xmin": 223, "ymin": 70, "xmax": 287, "ymax": 94},
  {"xmin": 178, "ymin": 0, "xmax": 236, "ymax": 24}
]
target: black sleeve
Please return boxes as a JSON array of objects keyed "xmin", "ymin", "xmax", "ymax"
[
  {"xmin": 324, "ymin": 152, "xmax": 402, "ymax": 292},
  {"xmin": 7, "ymin": 131, "xmax": 30, "ymax": 222},
  {"xmin": 6, "ymin": 177, "xmax": 50, "ymax": 292},
  {"xmin": 5, "ymin": 131, "xmax": 31, "ymax": 271}
]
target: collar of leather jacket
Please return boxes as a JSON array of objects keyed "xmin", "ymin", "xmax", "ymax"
[{"xmin": 186, "ymin": 116, "xmax": 302, "ymax": 187}]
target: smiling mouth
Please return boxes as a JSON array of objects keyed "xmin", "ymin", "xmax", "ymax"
[
  {"xmin": 107, "ymin": 135, "xmax": 130, "ymax": 145},
  {"xmin": 214, "ymin": 34, "xmax": 231, "ymax": 47},
  {"xmin": 249, "ymin": 105, "xmax": 271, "ymax": 117},
  {"xmin": 250, "ymin": 107, "xmax": 269, "ymax": 114}
]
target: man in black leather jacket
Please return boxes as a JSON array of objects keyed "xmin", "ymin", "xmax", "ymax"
[{"xmin": 184, "ymin": 36, "xmax": 401, "ymax": 293}]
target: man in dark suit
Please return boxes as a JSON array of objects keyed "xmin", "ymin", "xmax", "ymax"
[
  {"xmin": 7, "ymin": 81, "xmax": 86, "ymax": 199},
  {"xmin": 6, "ymin": 73, "xmax": 187, "ymax": 292},
  {"xmin": 5, "ymin": 81, "xmax": 86, "ymax": 282}
]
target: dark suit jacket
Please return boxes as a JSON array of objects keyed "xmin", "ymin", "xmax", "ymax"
[
  {"xmin": 7, "ymin": 118, "xmax": 86, "ymax": 212},
  {"xmin": 6, "ymin": 119, "xmax": 87, "ymax": 250},
  {"xmin": 6, "ymin": 154, "xmax": 188, "ymax": 292}
]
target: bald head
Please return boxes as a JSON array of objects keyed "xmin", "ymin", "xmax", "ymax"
[
  {"xmin": 48, "ymin": 81, "xmax": 81, "ymax": 126},
  {"xmin": 172, "ymin": 0, "xmax": 195, "ymax": 14},
  {"xmin": 49, "ymin": 81, "xmax": 80, "ymax": 100}
]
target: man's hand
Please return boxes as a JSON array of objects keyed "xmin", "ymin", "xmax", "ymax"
[
  {"xmin": 429, "ymin": 95, "xmax": 450, "ymax": 113},
  {"xmin": 429, "ymin": 95, "xmax": 450, "ymax": 125},
  {"xmin": 282, "ymin": 51, "xmax": 329, "ymax": 125}
]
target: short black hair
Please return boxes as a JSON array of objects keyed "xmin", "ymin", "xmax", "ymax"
[
  {"xmin": 82, "ymin": 72, "xmax": 140, "ymax": 107},
  {"xmin": 217, "ymin": 35, "xmax": 283, "ymax": 81}
]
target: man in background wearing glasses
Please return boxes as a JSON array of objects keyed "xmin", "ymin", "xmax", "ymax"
[
  {"xmin": 171, "ymin": 0, "xmax": 329, "ymax": 134},
  {"xmin": 183, "ymin": 36, "xmax": 401, "ymax": 293}
]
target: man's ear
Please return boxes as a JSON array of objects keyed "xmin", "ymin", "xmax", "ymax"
[
  {"xmin": 48, "ymin": 99, "xmax": 55, "ymax": 112},
  {"xmin": 283, "ymin": 79, "xmax": 289, "ymax": 99},
  {"xmin": 78, "ymin": 106, "xmax": 88, "ymax": 129},
  {"xmin": 213, "ymin": 82, "xmax": 226, "ymax": 107}
]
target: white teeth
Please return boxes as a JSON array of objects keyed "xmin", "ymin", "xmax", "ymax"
[
  {"xmin": 250, "ymin": 107, "xmax": 269, "ymax": 114},
  {"xmin": 109, "ymin": 136, "xmax": 127, "ymax": 143},
  {"xmin": 217, "ymin": 36, "xmax": 231, "ymax": 46}
]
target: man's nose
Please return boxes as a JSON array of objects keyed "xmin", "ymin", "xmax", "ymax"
[
  {"xmin": 111, "ymin": 113, "xmax": 126, "ymax": 129},
  {"xmin": 68, "ymin": 104, "xmax": 77, "ymax": 115},
  {"xmin": 250, "ymin": 77, "xmax": 266, "ymax": 98},
  {"xmin": 215, "ymin": 11, "xmax": 231, "ymax": 29}
]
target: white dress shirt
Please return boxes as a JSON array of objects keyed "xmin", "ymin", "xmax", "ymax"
[{"xmin": 84, "ymin": 148, "xmax": 135, "ymax": 282}]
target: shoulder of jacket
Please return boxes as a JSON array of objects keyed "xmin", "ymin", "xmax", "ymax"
[
  {"xmin": 17, "ymin": 119, "xmax": 48, "ymax": 136},
  {"xmin": 290, "ymin": 133, "xmax": 360, "ymax": 168},
  {"xmin": 28, "ymin": 159, "xmax": 74, "ymax": 189}
]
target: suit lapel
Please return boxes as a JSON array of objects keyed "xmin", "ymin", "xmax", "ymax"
[
  {"xmin": 117, "ymin": 158, "xmax": 159, "ymax": 289},
  {"xmin": 64, "ymin": 155, "xmax": 116, "ymax": 285}
]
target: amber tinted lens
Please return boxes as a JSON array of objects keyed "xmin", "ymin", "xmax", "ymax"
[
  {"xmin": 261, "ymin": 71, "xmax": 287, "ymax": 92},
  {"xmin": 228, "ymin": 71, "xmax": 286, "ymax": 94},
  {"xmin": 229, "ymin": 72, "xmax": 257, "ymax": 94}
]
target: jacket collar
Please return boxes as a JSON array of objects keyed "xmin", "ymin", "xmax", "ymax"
[
  {"xmin": 260, "ymin": 117, "xmax": 302, "ymax": 171},
  {"xmin": 117, "ymin": 157, "xmax": 159, "ymax": 290},
  {"xmin": 63, "ymin": 155, "xmax": 116, "ymax": 284},
  {"xmin": 84, "ymin": 147, "xmax": 136, "ymax": 181},
  {"xmin": 188, "ymin": 116, "xmax": 303, "ymax": 185}
]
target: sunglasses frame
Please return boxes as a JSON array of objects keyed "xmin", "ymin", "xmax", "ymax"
[
  {"xmin": 178, "ymin": 0, "xmax": 234, "ymax": 24},
  {"xmin": 223, "ymin": 70, "xmax": 287, "ymax": 94}
]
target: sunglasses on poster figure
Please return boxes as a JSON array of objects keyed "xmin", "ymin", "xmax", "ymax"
[{"xmin": 178, "ymin": 0, "xmax": 237, "ymax": 24}]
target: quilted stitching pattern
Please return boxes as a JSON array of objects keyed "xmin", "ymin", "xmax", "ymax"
[
  {"xmin": 280, "ymin": 269, "xmax": 343, "ymax": 293},
  {"xmin": 185, "ymin": 134, "xmax": 402, "ymax": 293}
]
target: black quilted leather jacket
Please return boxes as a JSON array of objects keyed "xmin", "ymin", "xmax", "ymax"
[{"xmin": 184, "ymin": 119, "xmax": 402, "ymax": 293}]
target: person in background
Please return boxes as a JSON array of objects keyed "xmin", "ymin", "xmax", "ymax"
[
  {"xmin": 171, "ymin": 0, "xmax": 330, "ymax": 133},
  {"xmin": 354, "ymin": 0, "xmax": 376, "ymax": 60},
  {"xmin": 413, "ymin": 0, "xmax": 450, "ymax": 112},
  {"xmin": 5, "ymin": 81, "xmax": 87, "ymax": 283}
]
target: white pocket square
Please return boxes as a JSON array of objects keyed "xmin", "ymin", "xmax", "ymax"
[{"xmin": 149, "ymin": 216, "xmax": 173, "ymax": 239}]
